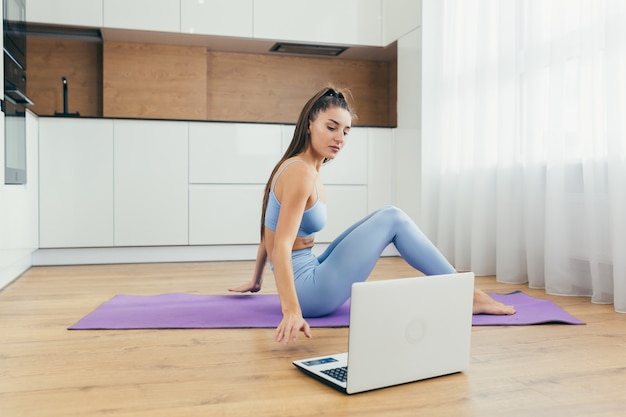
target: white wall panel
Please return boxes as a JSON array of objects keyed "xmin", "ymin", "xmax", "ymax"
[
  {"xmin": 0, "ymin": 112, "xmax": 39, "ymax": 288},
  {"xmin": 395, "ymin": 28, "xmax": 421, "ymax": 221}
]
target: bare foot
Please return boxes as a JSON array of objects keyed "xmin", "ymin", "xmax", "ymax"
[{"xmin": 472, "ymin": 288, "xmax": 516, "ymax": 315}]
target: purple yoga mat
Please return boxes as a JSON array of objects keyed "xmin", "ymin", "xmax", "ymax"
[
  {"xmin": 69, "ymin": 294, "xmax": 349, "ymax": 330},
  {"xmin": 68, "ymin": 291, "xmax": 584, "ymax": 330},
  {"xmin": 473, "ymin": 291, "xmax": 585, "ymax": 325}
]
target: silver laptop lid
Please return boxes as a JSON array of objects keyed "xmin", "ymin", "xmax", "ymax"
[{"xmin": 345, "ymin": 272, "xmax": 474, "ymax": 394}]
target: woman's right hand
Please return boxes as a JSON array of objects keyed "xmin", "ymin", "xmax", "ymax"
[
  {"xmin": 275, "ymin": 312, "xmax": 312, "ymax": 345},
  {"xmin": 228, "ymin": 279, "xmax": 262, "ymax": 293}
]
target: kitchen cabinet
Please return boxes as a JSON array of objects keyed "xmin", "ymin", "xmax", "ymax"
[
  {"xmin": 103, "ymin": 0, "xmax": 180, "ymax": 33},
  {"xmin": 113, "ymin": 120, "xmax": 188, "ymax": 246},
  {"xmin": 188, "ymin": 122, "xmax": 281, "ymax": 184},
  {"xmin": 36, "ymin": 118, "xmax": 397, "ymax": 260},
  {"xmin": 253, "ymin": 0, "xmax": 383, "ymax": 46},
  {"xmin": 318, "ymin": 127, "xmax": 368, "ymax": 185},
  {"xmin": 26, "ymin": 0, "xmax": 420, "ymax": 49},
  {"xmin": 180, "ymin": 0, "xmax": 253, "ymax": 38},
  {"xmin": 39, "ymin": 118, "xmax": 114, "ymax": 248},
  {"xmin": 317, "ymin": 185, "xmax": 368, "ymax": 243},
  {"xmin": 189, "ymin": 185, "xmax": 264, "ymax": 245},
  {"xmin": 26, "ymin": 0, "xmax": 103, "ymax": 27},
  {"xmin": 382, "ymin": 0, "xmax": 422, "ymax": 45},
  {"xmin": 367, "ymin": 128, "xmax": 394, "ymax": 212},
  {"xmin": 189, "ymin": 123, "xmax": 282, "ymax": 245},
  {"xmin": 188, "ymin": 122, "xmax": 280, "ymax": 245},
  {"xmin": 280, "ymin": 125, "xmax": 372, "ymax": 243}
]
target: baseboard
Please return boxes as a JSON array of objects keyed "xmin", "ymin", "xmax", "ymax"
[
  {"xmin": 0, "ymin": 255, "xmax": 32, "ymax": 290},
  {"xmin": 32, "ymin": 244, "xmax": 400, "ymax": 266}
]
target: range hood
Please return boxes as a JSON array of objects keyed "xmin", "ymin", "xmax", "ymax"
[{"xmin": 269, "ymin": 42, "xmax": 347, "ymax": 57}]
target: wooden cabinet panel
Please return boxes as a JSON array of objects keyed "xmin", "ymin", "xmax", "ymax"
[
  {"xmin": 103, "ymin": 41, "xmax": 207, "ymax": 121},
  {"xmin": 113, "ymin": 120, "xmax": 189, "ymax": 246},
  {"xmin": 39, "ymin": 118, "xmax": 114, "ymax": 248},
  {"xmin": 206, "ymin": 51, "xmax": 392, "ymax": 126},
  {"xmin": 27, "ymin": 37, "xmax": 102, "ymax": 117}
]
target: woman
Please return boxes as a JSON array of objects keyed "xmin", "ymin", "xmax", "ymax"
[{"xmin": 230, "ymin": 86, "xmax": 515, "ymax": 345}]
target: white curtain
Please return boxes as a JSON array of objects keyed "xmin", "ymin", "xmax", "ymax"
[{"xmin": 421, "ymin": 0, "xmax": 626, "ymax": 312}]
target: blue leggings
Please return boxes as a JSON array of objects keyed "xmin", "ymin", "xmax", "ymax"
[{"xmin": 292, "ymin": 205, "xmax": 456, "ymax": 317}]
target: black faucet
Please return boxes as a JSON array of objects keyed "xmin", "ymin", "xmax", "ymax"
[
  {"xmin": 62, "ymin": 76, "xmax": 68, "ymax": 114},
  {"xmin": 55, "ymin": 76, "xmax": 80, "ymax": 117}
]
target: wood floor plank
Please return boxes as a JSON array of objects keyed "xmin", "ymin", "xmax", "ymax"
[{"xmin": 1, "ymin": 258, "xmax": 625, "ymax": 417}]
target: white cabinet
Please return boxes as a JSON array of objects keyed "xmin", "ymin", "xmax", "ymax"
[
  {"xmin": 189, "ymin": 122, "xmax": 281, "ymax": 183},
  {"xmin": 319, "ymin": 127, "xmax": 368, "ymax": 185},
  {"xmin": 113, "ymin": 120, "xmax": 188, "ymax": 246},
  {"xmin": 39, "ymin": 118, "xmax": 114, "ymax": 248},
  {"xmin": 318, "ymin": 127, "xmax": 369, "ymax": 243},
  {"xmin": 188, "ymin": 122, "xmax": 281, "ymax": 245},
  {"xmin": 26, "ymin": 0, "xmax": 417, "ymax": 47},
  {"xmin": 103, "ymin": 0, "xmax": 180, "ymax": 33},
  {"xmin": 180, "ymin": 0, "xmax": 253, "ymax": 38},
  {"xmin": 253, "ymin": 0, "xmax": 383, "ymax": 46},
  {"xmin": 367, "ymin": 128, "xmax": 394, "ymax": 210},
  {"xmin": 279, "ymin": 125, "xmax": 370, "ymax": 243},
  {"xmin": 317, "ymin": 185, "xmax": 368, "ymax": 243},
  {"xmin": 26, "ymin": 0, "xmax": 103, "ymax": 27},
  {"xmin": 382, "ymin": 0, "xmax": 421, "ymax": 45},
  {"xmin": 189, "ymin": 185, "xmax": 264, "ymax": 245},
  {"xmin": 36, "ymin": 117, "xmax": 397, "ymax": 254}
]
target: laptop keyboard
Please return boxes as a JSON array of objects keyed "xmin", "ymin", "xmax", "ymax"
[{"xmin": 321, "ymin": 366, "xmax": 348, "ymax": 383}]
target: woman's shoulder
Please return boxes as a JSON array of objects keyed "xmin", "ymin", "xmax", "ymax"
[
  {"xmin": 280, "ymin": 158, "xmax": 316, "ymax": 178},
  {"xmin": 275, "ymin": 158, "xmax": 317, "ymax": 188}
]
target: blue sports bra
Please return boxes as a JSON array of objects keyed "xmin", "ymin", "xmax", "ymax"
[{"xmin": 264, "ymin": 160, "xmax": 327, "ymax": 237}]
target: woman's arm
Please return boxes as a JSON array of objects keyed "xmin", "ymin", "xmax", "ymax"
[
  {"xmin": 270, "ymin": 162, "xmax": 316, "ymax": 344},
  {"xmin": 228, "ymin": 241, "xmax": 267, "ymax": 293}
]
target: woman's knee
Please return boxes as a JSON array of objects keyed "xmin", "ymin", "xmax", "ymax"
[{"xmin": 379, "ymin": 205, "xmax": 411, "ymax": 223}]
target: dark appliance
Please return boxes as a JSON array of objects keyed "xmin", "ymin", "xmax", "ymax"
[{"xmin": 3, "ymin": 0, "xmax": 32, "ymax": 185}]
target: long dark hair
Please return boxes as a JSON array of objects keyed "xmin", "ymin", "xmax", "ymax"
[{"xmin": 260, "ymin": 86, "xmax": 355, "ymax": 239}]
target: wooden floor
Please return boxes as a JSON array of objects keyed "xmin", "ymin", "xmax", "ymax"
[{"xmin": 1, "ymin": 257, "xmax": 625, "ymax": 417}]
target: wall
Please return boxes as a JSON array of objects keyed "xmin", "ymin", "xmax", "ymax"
[
  {"xmin": 27, "ymin": 37, "xmax": 397, "ymax": 127},
  {"xmin": 26, "ymin": 37, "xmax": 102, "ymax": 117},
  {"xmin": 0, "ymin": 112, "xmax": 40, "ymax": 289}
]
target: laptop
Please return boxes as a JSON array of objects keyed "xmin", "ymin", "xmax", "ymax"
[{"xmin": 292, "ymin": 272, "xmax": 475, "ymax": 394}]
